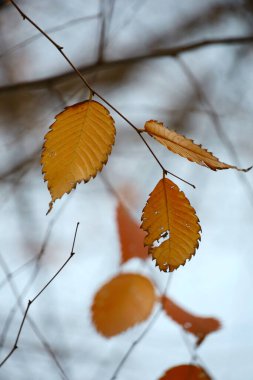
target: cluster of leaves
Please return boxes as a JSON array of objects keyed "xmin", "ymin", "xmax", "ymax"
[
  {"xmin": 90, "ymin": 202, "xmax": 220, "ymax": 378},
  {"xmin": 41, "ymin": 99, "xmax": 250, "ymax": 272}
]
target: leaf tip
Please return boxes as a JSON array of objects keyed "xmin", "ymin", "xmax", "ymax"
[
  {"xmin": 46, "ymin": 201, "xmax": 53, "ymax": 215},
  {"xmin": 241, "ymin": 164, "xmax": 253, "ymax": 172}
]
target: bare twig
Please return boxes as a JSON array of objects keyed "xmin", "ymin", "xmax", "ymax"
[
  {"xmin": 0, "ymin": 148, "xmax": 40, "ymax": 182},
  {"xmin": 176, "ymin": 57, "xmax": 253, "ymax": 203},
  {"xmin": 0, "ymin": 14, "xmax": 101, "ymax": 59},
  {"xmin": 0, "ymin": 222, "xmax": 79, "ymax": 368},
  {"xmin": 97, "ymin": 0, "xmax": 106, "ymax": 63},
  {"xmin": 0, "ymin": 254, "xmax": 70, "ymax": 380},
  {"xmin": 180, "ymin": 330, "xmax": 216, "ymax": 379},
  {"xmin": 0, "ymin": 198, "xmax": 69, "ymax": 350}
]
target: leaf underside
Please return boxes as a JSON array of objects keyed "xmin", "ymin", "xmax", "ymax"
[
  {"xmin": 91, "ymin": 273, "xmax": 156, "ymax": 337},
  {"xmin": 144, "ymin": 120, "xmax": 251, "ymax": 172},
  {"xmin": 141, "ymin": 178, "xmax": 201, "ymax": 272},
  {"xmin": 41, "ymin": 100, "xmax": 115, "ymax": 213},
  {"xmin": 158, "ymin": 364, "xmax": 211, "ymax": 380},
  {"xmin": 162, "ymin": 296, "xmax": 221, "ymax": 346}
]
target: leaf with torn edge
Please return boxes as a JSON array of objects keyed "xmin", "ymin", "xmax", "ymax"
[
  {"xmin": 41, "ymin": 100, "xmax": 115, "ymax": 213},
  {"xmin": 91, "ymin": 273, "xmax": 156, "ymax": 337},
  {"xmin": 144, "ymin": 120, "xmax": 251, "ymax": 172},
  {"xmin": 141, "ymin": 178, "xmax": 201, "ymax": 272},
  {"xmin": 162, "ymin": 296, "xmax": 221, "ymax": 346},
  {"xmin": 117, "ymin": 202, "xmax": 148, "ymax": 263},
  {"xmin": 158, "ymin": 364, "xmax": 211, "ymax": 380}
]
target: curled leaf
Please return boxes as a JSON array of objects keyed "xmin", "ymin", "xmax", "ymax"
[
  {"xmin": 144, "ymin": 120, "xmax": 251, "ymax": 172},
  {"xmin": 41, "ymin": 100, "xmax": 115, "ymax": 213},
  {"xmin": 91, "ymin": 273, "xmax": 156, "ymax": 337},
  {"xmin": 117, "ymin": 202, "xmax": 148, "ymax": 263},
  {"xmin": 162, "ymin": 296, "xmax": 221, "ymax": 346},
  {"xmin": 141, "ymin": 178, "xmax": 201, "ymax": 272},
  {"xmin": 159, "ymin": 364, "xmax": 211, "ymax": 380}
]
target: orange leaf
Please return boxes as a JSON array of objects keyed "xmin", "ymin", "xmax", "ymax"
[
  {"xmin": 144, "ymin": 120, "xmax": 251, "ymax": 172},
  {"xmin": 41, "ymin": 100, "xmax": 115, "ymax": 213},
  {"xmin": 159, "ymin": 364, "xmax": 211, "ymax": 380},
  {"xmin": 162, "ymin": 296, "xmax": 221, "ymax": 346},
  {"xmin": 141, "ymin": 178, "xmax": 201, "ymax": 272},
  {"xmin": 91, "ymin": 273, "xmax": 156, "ymax": 337},
  {"xmin": 117, "ymin": 202, "xmax": 148, "ymax": 263}
]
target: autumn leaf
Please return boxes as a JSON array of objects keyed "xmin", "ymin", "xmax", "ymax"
[
  {"xmin": 144, "ymin": 120, "xmax": 251, "ymax": 172},
  {"xmin": 162, "ymin": 296, "xmax": 221, "ymax": 346},
  {"xmin": 41, "ymin": 100, "xmax": 115, "ymax": 213},
  {"xmin": 158, "ymin": 364, "xmax": 211, "ymax": 380},
  {"xmin": 141, "ymin": 178, "xmax": 201, "ymax": 272},
  {"xmin": 91, "ymin": 273, "xmax": 156, "ymax": 337},
  {"xmin": 117, "ymin": 202, "xmax": 148, "ymax": 263}
]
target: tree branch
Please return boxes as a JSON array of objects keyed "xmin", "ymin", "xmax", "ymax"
[{"xmin": 1, "ymin": 35, "xmax": 253, "ymax": 93}]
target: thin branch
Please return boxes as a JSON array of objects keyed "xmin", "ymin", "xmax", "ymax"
[
  {"xmin": 0, "ymin": 148, "xmax": 40, "ymax": 181},
  {"xmin": 97, "ymin": 0, "xmax": 106, "ymax": 63},
  {"xmin": 109, "ymin": 275, "xmax": 172, "ymax": 380},
  {"xmin": 2, "ymin": 35, "xmax": 253, "ymax": 93},
  {"xmin": 8, "ymin": 0, "xmax": 193, "ymax": 189},
  {"xmin": 0, "ymin": 257, "xmax": 35, "ymax": 291},
  {"xmin": 0, "ymin": 254, "xmax": 70, "ymax": 380},
  {"xmin": 0, "ymin": 198, "xmax": 69, "ymax": 349},
  {"xmin": 180, "ymin": 330, "xmax": 216, "ymax": 379},
  {"xmin": 0, "ymin": 14, "xmax": 101, "ymax": 59},
  {"xmin": 9, "ymin": 0, "xmax": 93, "ymax": 95},
  {"xmin": 176, "ymin": 57, "xmax": 253, "ymax": 203},
  {"xmin": 0, "ymin": 222, "xmax": 80, "ymax": 368}
]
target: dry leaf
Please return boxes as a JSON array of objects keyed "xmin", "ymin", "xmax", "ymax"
[
  {"xmin": 158, "ymin": 364, "xmax": 211, "ymax": 380},
  {"xmin": 141, "ymin": 178, "xmax": 201, "ymax": 272},
  {"xmin": 144, "ymin": 120, "xmax": 251, "ymax": 171},
  {"xmin": 41, "ymin": 100, "xmax": 115, "ymax": 213},
  {"xmin": 117, "ymin": 202, "xmax": 148, "ymax": 263},
  {"xmin": 91, "ymin": 273, "xmax": 156, "ymax": 337},
  {"xmin": 162, "ymin": 296, "xmax": 221, "ymax": 346}
]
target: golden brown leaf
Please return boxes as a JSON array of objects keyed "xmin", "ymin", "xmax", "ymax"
[
  {"xmin": 141, "ymin": 178, "xmax": 201, "ymax": 272},
  {"xmin": 41, "ymin": 100, "xmax": 115, "ymax": 213},
  {"xmin": 144, "ymin": 120, "xmax": 251, "ymax": 171},
  {"xmin": 91, "ymin": 273, "xmax": 156, "ymax": 337},
  {"xmin": 117, "ymin": 202, "xmax": 148, "ymax": 263},
  {"xmin": 162, "ymin": 296, "xmax": 221, "ymax": 346},
  {"xmin": 159, "ymin": 364, "xmax": 211, "ymax": 380}
]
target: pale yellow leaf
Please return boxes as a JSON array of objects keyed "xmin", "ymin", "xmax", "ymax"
[
  {"xmin": 91, "ymin": 273, "xmax": 156, "ymax": 337},
  {"xmin": 141, "ymin": 178, "xmax": 201, "ymax": 272},
  {"xmin": 41, "ymin": 100, "xmax": 115, "ymax": 213},
  {"xmin": 144, "ymin": 120, "xmax": 251, "ymax": 171}
]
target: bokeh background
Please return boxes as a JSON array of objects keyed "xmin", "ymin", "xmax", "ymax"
[{"xmin": 0, "ymin": 0, "xmax": 252, "ymax": 379}]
